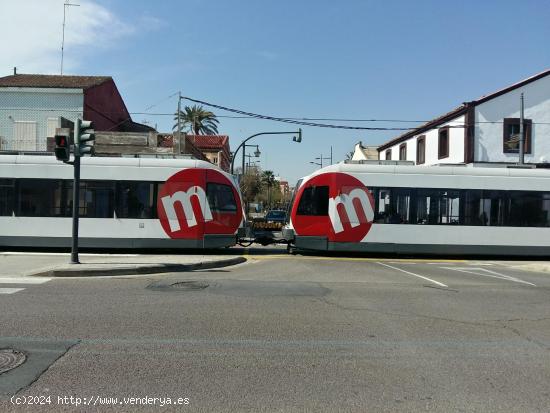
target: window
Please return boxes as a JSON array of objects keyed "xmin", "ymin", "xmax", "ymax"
[
  {"xmin": 0, "ymin": 179, "xmax": 15, "ymax": 216},
  {"xmin": 286, "ymin": 179, "xmax": 303, "ymax": 223},
  {"xmin": 75, "ymin": 181, "xmax": 115, "ymax": 218},
  {"xmin": 399, "ymin": 143, "xmax": 407, "ymax": 161},
  {"xmin": 365, "ymin": 186, "xmax": 550, "ymax": 227},
  {"xmin": 206, "ymin": 183, "xmax": 237, "ymax": 213},
  {"xmin": 414, "ymin": 189, "xmax": 461, "ymax": 224},
  {"xmin": 416, "ymin": 136, "xmax": 425, "ymax": 164},
  {"xmin": 18, "ymin": 179, "xmax": 69, "ymax": 217},
  {"xmin": 503, "ymin": 118, "xmax": 532, "ymax": 154},
  {"xmin": 385, "ymin": 149, "xmax": 392, "ymax": 160},
  {"xmin": 297, "ymin": 185, "xmax": 329, "ymax": 216},
  {"xmin": 116, "ymin": 182, "xmax": 157, "ymax": 219},
  {"xmin": 14, "ymin": 121, "xmax": 37, "ymax": 151},
  {"xmin": 438, "ymin": 127, "xmax": 449, "ymax": 159},
  {"xmin": 373, "ymin": 188, "xmax": 410, "ymax": 224}
]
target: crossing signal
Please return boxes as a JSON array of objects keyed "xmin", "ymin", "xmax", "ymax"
[
  {"xmin": 54, "ymin": 128, "xmax": 71, "ymax": 162},
  {"xmin": 74, "ymin": 119, "xmax": 95, "ymax": 157}
]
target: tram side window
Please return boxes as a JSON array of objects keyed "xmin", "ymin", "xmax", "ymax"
[
  {"xmin": 508, "ymin": 191, "xmax": 549, "ymax": 227},
  {"xmin": 0, "ymin": 179, "xmax": 15, "ymax": 216},
  {"xmin": 206, "ymin": 183, "xmax": 237, "ymax": 213},
  {"xmin": 373, "ymin": 188, "xmax": 410, "ymax": 224},
  {"xmin": 18, "ymin": 179, "xmax": 68, "ymax": 217},
  {"xmin": 77, "ymin": 181, "xmax": 115, "ymax": 218},
  {"xmin": 415, "ymin": 189, "xmax": 460, "ymax": 224},
  {"xmin": 116, "ymin": 182, "xmax": 157, "ymax": 219},
  {"xmin": 297, "ymin": 186, "xmax": 329, "ymax": 216},
  {"xmin": 462, "ymin": 190, "xmax": 505, "ymax": 226}
]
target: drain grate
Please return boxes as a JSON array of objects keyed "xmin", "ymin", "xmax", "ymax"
[
  {"xmin": 0, "ymin": 349, "xmax": 26, "ymax": 375},
  {"xmin": 147, "ymin": 280, "xmax": 210, "ymax": 292},
  {"xmin": 170, "ymin": 281, "xmax": 209, "ymax": 290}
]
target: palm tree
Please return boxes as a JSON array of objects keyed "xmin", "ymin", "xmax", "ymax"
[
  {"xmin": 261, "ymin": 170, "xmax": 276, "ymax": 208},
  {"xmin": 173, "ymin": 105, "xmax": 219, "ymax": 135}
]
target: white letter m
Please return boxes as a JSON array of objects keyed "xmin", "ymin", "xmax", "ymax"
[
  {"xmin": 329, "ymin": 188, "xmax": 374, "ymax": 233},
  {"xmin": 161, "ymin": 186, "xmax": 213, "ymax": 232}
]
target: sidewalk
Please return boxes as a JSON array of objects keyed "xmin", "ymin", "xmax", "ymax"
[{"xmin": 0, "ymin": 252, "xmax": 247, "ymax": 277}]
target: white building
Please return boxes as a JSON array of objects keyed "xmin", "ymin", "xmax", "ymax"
[{"xmin": 376, "ymin": 69, "xmax": 550, "ymax": 166}]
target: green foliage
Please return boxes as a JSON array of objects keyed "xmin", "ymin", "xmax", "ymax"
[{"xmin": 173, "ymin": 105, "xmax": 219, "ymax": 135}]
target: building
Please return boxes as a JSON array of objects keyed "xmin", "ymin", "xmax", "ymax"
[
  {"xmin": 377, "ymin": 69, "xmax": 550, "ymax": 166},
  {"xmin": 351, "ymin": 141, "xmax": 379, "ymax": 161},
  {"xmin": 0, "ymin": 73, "xmax": 153, "ymax": 152},
  {"xmin": 187, "ymin": 135, "xmax": 231, "ymax": 172},
  {"xmin": 92, "ymin": 131, "xmax": 207, "ymax": 161}
]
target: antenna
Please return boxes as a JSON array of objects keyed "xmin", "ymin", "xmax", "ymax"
[{"xmin": 61, "ymin": 1, "xmax": 80, "ymax": 75}]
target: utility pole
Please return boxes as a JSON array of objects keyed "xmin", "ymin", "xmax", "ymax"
[
  {"xmin": 60, "ymin": 1, "xmax": 80, "ymax": 75},
  {"xmin": 519, "ymin": 93, "xmax": 525, "ymax": 165}
]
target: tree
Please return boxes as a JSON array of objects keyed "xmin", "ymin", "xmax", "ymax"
[
  {"xmin": 239, "ymin": 167, "xmax": 263, "ymax": 212},
  {"xmin": 261, "ymin": 170, "xmax": 277, "ymax": 209},
  {"xmin": 173, "ymin": 105, "xmax": 219, "ymax": 135}
]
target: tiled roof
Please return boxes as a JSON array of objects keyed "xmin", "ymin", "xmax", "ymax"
[
  {"xmin": 0, "ymin": 74, "xmax": 112, "ymax": 89},
  {"xmin": 187, "ymin": 135, "xmax": 229, "ymax": 150},
  {"xmin": 378, "ymin": 68, "xmax": 550, "ymax": 151}
]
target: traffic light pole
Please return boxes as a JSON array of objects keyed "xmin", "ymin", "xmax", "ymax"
[{"xmin": 70, "ymin": 155, "xmax": 81, "ymax": 264}]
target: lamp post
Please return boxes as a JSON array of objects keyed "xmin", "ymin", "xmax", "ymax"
[
  {"xmin": 310, "ymin": 150, "xmax": 332, "ymax": 169},
  {"xmin": 231, "ymin": 129, "xmax": 302, "ymax": 176},
  {"xmin": 243, "ymin": 144, "xmax": 261, "ymax": 172}
]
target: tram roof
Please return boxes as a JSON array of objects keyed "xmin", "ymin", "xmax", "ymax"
[
  {"xmin": 306, "ymin": 162, "xmax": 550, "ymax": 180},
  {"xmin": 0, "ymin": 154, "xmax": 221, "ymax": 171}
]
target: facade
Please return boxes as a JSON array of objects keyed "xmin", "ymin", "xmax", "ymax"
[
  {"xmin": 0, "ymin": 73, "xmax": 153, "ymax": 152},
  {"xmin": 378, "ymin": 69, "xmax": 550, "ymax": 166},
  {"xmin": 351, "ymin": 141, "xmax": 379, "ymax": 161},
  {"xmin": 279, "ymin": 180, "xmax": 290, "ymax": 198},
  {"xmin": 187, "ymin": 135, "xmax": 231, "ymax": 172}
]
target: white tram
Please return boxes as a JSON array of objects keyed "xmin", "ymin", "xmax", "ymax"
[
  {"xmin": 0, "ymin": 155, "xmax": 245, "ymax": 249},
  {"xmin": 284, "ymin": 162, "xmax": 550, "ymax": 256}
]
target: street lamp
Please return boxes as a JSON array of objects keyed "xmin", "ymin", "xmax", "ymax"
[
  {"xmin": 242, "ymin": 145, "xmax": 261, "ymax": 172},
  {"xmin": 231, "ymin": 129, "xmax": 302, "ymax": 175},
  {"xmin": 309, "ymin": 148, "xmax": 332, "ymax": 169}
]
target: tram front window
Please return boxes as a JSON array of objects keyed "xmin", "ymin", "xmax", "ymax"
[{"xmin": 297, "ymin": 186, "xmax": 329, "ymax": 216}]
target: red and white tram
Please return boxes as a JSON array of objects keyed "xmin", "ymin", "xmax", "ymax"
[
  {"xmin": 0, "ymin": 155, "xmax": 244, "ymax": 249},
  {"xmin": 284, "ymin": 162, "xmax": 550, "ymax": 256}
]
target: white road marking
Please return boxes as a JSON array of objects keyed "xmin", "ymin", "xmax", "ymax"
[
  {"xmin": 0, "ymin": 277, "xmax": 52, "ymax": 284},
  {"xmin": 440, "ymin": 267, "xmax": 536, "ymax": 287},
  {"xmin": 377, "ymin": 262, "xmax": 448, "ymax": 287},
  {"xmin": 0, "ymin": 288, "xmax": 25, "ymax": 294}
]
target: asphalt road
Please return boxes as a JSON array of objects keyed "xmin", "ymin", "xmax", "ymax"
[{"xmin": 1, "ymin": 252, "xmax": 550, "ymax": 412}]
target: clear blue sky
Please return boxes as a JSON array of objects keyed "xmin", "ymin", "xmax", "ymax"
[{"xmin": 3, "ymin": 0, "xmax": 549, "ymax": 184}]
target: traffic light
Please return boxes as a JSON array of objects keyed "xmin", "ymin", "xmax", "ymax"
[
  {"xmin": 54, "ymin": 128, "xmax": 71, "ymax": 162},
  {"xmin": 74, "ymin": 119, "xmax": 95, "ymax": 157}
]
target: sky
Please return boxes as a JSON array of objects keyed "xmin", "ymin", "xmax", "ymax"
[{"xmin": 1, "ymin": 0, "xmax": 549, "ymax": 184}]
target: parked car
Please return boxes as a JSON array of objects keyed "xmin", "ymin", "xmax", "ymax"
[{"xmin": 265, "ymin": 210, "xmax": 287, "ymax": 224}]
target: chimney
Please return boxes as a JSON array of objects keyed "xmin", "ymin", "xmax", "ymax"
[{"xmin": 13, "ymin": 67, "xmax": 17, "ymax": 75}]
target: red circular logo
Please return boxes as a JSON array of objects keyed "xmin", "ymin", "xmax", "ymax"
[
  {"xmin": 291, "ymin": 172, "xmax": 374, "ymax": 242},
  {"xmin": 157, "ymin": 168, "xmax": 242, "ymax": 239}
]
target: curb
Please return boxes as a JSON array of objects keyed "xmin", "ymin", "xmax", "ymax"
[{"xmin": 30, "ymin": 257, "xmax": 247, "ymax": 277}]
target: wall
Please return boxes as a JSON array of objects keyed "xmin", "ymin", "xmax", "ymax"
[
  {"xmin": 380, "ymin": 115, "xmax": 465, "ymax": 165},
  {"xmin": 84, "ymin": 79, "xmax": 130, "ymax": 132},
  {"xmin": 0, "ymin": 87, "xmax": 83, "ymax": 151},
  {"xmin": 475, "ymin": 75, "xmax": 550, "ymax": 164}
]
